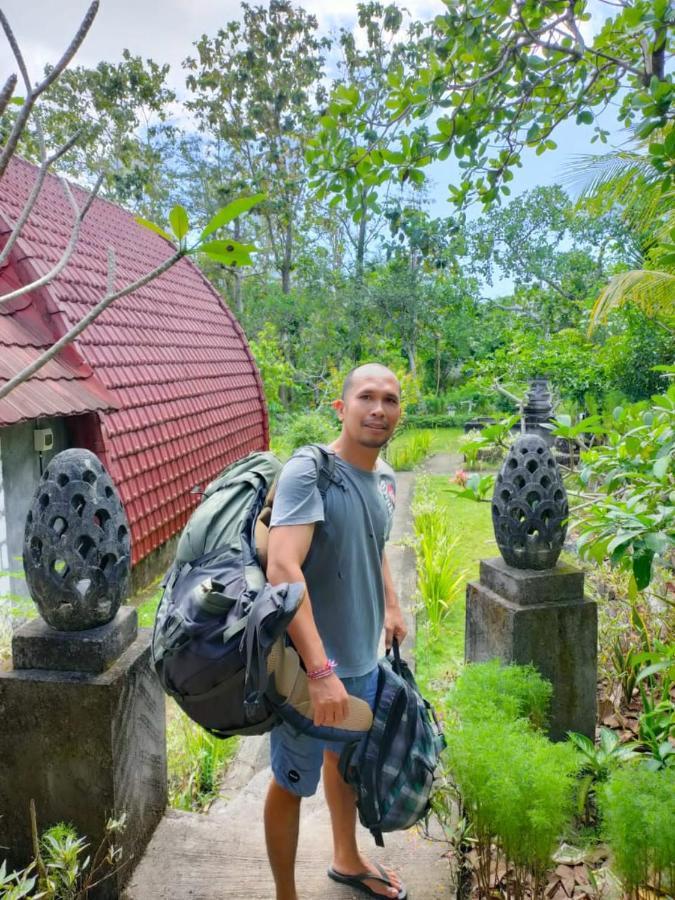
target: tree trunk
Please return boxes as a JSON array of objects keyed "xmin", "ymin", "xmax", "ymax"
[
  {"xmin": 406, "ymin": 344, "xmax": 417, "ymax": 376},
  {"xmin": 281, "ymin": 218, "xmax": 293, "ymax": 294},
  {"xmin": 355, "ymin": 188, "xmax": 368, "ymax": 279}
]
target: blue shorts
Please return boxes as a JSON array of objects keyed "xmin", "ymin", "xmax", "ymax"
[{"xmin": 270, "ymin": 667, "xmax": 378, "ymax": 798}]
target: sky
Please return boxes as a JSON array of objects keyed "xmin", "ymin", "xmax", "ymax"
[{"xmin": 1, "ymin": 0, "xmax": 631, "ymax": 292}]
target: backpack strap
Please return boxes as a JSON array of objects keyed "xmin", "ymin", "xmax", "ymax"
[{"xmin": 305, "ymin": 443, "xmax": 343, "ymax": 497}]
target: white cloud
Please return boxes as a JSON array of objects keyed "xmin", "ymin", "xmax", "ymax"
[{"xmin": 1, "ymin": 0, "xmax": 446, "ymax": 95}]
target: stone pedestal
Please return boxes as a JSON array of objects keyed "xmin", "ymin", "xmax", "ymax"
[
  {"xmin": 465, "ymin": 557, "xmax": 597, "ymax": 740},
  {"xmin": 0, "ymin": 609, "xmax": 167, "ymax": 898}
]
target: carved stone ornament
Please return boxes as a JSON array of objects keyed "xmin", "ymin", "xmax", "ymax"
[
  {"xmin": 23, "ymin": 449, "xmax": 131, "ymax": 630},
  {"xmin": 491, "ymin": 434, "xmax": 568, "ymax": 570}
]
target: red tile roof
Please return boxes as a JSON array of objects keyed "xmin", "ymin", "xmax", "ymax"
[{"xmin": 0, "ymin": 157, "xmax": 268, "ymax": 564}]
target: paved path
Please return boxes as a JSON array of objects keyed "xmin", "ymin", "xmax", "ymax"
[{"xmin": 124, "ymin": 467, "xmax": 455, "ymax": 900}]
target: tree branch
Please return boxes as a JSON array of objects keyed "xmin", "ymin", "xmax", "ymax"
[
  {"xmin": 0, "ymin": 2, "xmax": 98, "ymax": 180},
  {"xmin": 0, "ymin": 171, "xmax": 104, "ymax": 306},
  {"xmin": 0, "ymin": 73, "xmax": 17, "ymax": 120},
  {"xmin": 0, "ymin": 126, "xmax": 82, "ymax": 268},
  {"xmin": 0, "ymin": 248, "xmax": 183, "ymax": 402}
]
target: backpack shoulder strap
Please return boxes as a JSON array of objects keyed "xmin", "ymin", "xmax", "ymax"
[{"xmin": 305, "ymin": 443, "xmax": 343, "ymax": 497}]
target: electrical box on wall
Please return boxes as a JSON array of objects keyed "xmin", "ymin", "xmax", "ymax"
[{"xmin": 34, "ymin": 429, "xmax": 54, "ymax": 453}]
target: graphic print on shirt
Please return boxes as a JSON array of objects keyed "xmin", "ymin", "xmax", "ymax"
[{"xmin": 378, "ymin": 477, "xmax": 396, "ymax": 522}]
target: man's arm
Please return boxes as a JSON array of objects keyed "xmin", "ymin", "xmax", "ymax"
[
  {"xmin": 382, "ymin": 550, "xmax": 408, "ymax": 650},
  {"xmin": 267, "ymin": 523, "xmax": 350, "ymax": 726}
]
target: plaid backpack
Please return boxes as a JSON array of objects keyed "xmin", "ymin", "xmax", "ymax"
[{"xmin": 339, "ymin": 640, "xmax": 446, "ymax": 846}]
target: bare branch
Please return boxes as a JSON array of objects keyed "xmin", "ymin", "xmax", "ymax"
[
  {"xmin": 0, "ymin": 9, "xmax": 32, "ymax": 91},
  {"xmin": 0, "ymin": 249, "xmax": 183, "ymax": 402},
  {"xmin": 0, "ymin": 171, "xmax": 104, "ymax": 306},
  {"xmin": 492, "ymin": 380, "xmax": 522, "ymax": 405},
  {"xmin": 0, "ymin": 73, "xmax": 17, "ymax": 119},
  {"xmin": 0, "ymin": 2, "xmax": 98, "ymax": 180},
  {"xmin": 0, "ymin": 127, "xmax": 83, "ymax": 267}
]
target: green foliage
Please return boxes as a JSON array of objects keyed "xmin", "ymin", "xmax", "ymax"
[
  {"xmin": 282, "ymin": 410, "xmax": 337, "ymax": 453},
  {"xmin": 313, "ymin": 3, "xmax": 674, "ymax": 211},
  {"xmin": 448, "ymin": 660, "xmax": 552, "ymax": 732},
  {"xmin": 447, "ymin": 472, "xmax": 494, "ymax": 502},
  {"xmin": 567, "ymin": 727, "xmax": 640, "ymax": 820},
  {"xmin": 248, "ymin": 323, "xmax": 296, "ymax": 416},
  {"xmin": 598, "ymin": 307, "xmax": 675, "ymax": 401},
  {"xmin": 0, "ymin": 809, "xmax": 128, "ymax": 899},
  {"xmin": 166, "ymin": 704, "xmax": 238, "ymax": 811},
  {"xmin": 6, "ymin": 50, "xmax": 177, "ymax": 214},
  {"xmin": 184, "ymin": 1, "xmax": 330, "ymax": 292},
  {"xmin": 634, "ymin": 644, "xmax": 675, "ymax": 771},
  {"xmin": 402, "ymin": 413, "xmax": 467, "ymax": 429},
  {"xmin": 599, "ymin": 765, "xmax": 675, "ymax": 896},
  {"xmin": 0, "ymin": 860, "xmax": 39, "ymax": 900},
  {"xmin": 386, "ymin": 430, "xmax": 432, "ymax": 470},
  {"xmin": 413, "ymin": 488, "xmax": 468, "ymax": 642},
  {"xmin": 576, "ymin": 385, "xmax": 675, "ymax": 590},
  {"xmin": 445, "ymin": 713, "xmax": 579, "ymax": 896},
  {"xmin": 136, "ymin": 194, "xmax": 263, "ymax": 265}
]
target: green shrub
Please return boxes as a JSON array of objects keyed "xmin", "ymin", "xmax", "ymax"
[
  {"xmin": 0, "ymin": 806, "xmax": 127, "ymax": 899},
  {"xmin": 283, "ymin": 410, "xmax": 337, "ymax": 452},
  {"xmin": 403, "ymin": 413, "xmax": 472, "ymax": 429},
  {"xmin": 448, "ymin": 659, "xmax": 552, "ymax": 731},
  {"xmin": 446, "ymin": 715, "xmax": 579, "ymax": 897},
  {"xmin": 599, "ymin": 764, "xmax": 675, "ymax": 897}
]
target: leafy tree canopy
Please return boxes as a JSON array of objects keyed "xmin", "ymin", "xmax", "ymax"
[{"xmin": 310, "ymin": 0, "xmax": 674, "ymax": 210}]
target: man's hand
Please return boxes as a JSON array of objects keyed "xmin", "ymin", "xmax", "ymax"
[
  {"xmin": 307, "ymin": 673, "xmax": 350, "ymax": 727},
  {"xmin": 384, "ymin": 603, "xmax": 408, "ymax": 650}
]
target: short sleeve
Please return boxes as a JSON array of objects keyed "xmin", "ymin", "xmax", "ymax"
[
  {"xmin": 269, "ymin": 450, "xmax": 325, "ymax": 528},
  {"xmin": 377, "ymin": 461, "xmax": 396, "ymax": 542}
]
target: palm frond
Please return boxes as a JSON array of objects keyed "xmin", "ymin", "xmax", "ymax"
[
  {"xmin": 565, "ymin": 150, "xmax": 672, "ymax": 238},
  {"xmin": 590, "ymin": 270, "xmax": 675, "ymax": 331},
  {"xmin": 564, "ymin": 151, "xmax": 660, "ymax": 198}
]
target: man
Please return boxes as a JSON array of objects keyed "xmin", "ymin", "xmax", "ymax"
[{"xmin": 265, "ymin": 363, "xmax": 408, "ymax": 900}]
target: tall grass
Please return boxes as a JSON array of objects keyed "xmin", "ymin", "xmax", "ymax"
[
  {"xmin": 387, "ymin": 430, "xmax": 433, "ymax": 470},
  {"xmin": 413, "ymin": 486, "xmax": 468, "ymax": 643},
  {"xmin": 166, "ymin": 702, "xmax": 239, "ymax": 811}
]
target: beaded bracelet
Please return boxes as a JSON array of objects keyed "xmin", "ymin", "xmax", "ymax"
[{"xmin": 307, "ymin": 659, "xmax": 337, "ymax": 680}]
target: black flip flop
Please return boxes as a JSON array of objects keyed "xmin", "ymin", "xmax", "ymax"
[{"xmin": 327, "ymin": 863, "xmax": 408, "ymax": 899}]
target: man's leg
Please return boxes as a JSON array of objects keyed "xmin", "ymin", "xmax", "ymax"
[
  {"xmin": 264, "ymin": 777, "xmax": 302, "ymax": 900},
  {"xmin": 322, "ymin": 749, "xmax": 403, "ymax": 899}
]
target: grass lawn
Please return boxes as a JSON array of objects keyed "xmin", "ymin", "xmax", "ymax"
[
  {"xmin": 413, "ymin": 472, "xmax": 496, "ymax": 697},
  {"xmin": 134, "ymin": 578, "xmax": 163, "ymax": 626}
]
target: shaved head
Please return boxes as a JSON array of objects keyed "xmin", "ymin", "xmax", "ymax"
[{"xmin": 341, "ymin": 364, "xmax": 401, "ymax": 400}]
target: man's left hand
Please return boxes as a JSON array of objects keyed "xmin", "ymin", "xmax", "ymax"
[{"xmin": 384, "ymin": 603, "xmax": 408, "ymax": 650}]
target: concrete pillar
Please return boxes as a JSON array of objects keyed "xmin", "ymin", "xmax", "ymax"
[
  {"xmin": 465, "ymin": 557, "xmax": 597, "ymax": 740},
  {"xmin": 0, "ymin": 608, "xmax": 167, "ymax": 898}
]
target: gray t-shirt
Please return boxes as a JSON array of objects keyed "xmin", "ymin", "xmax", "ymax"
[{"xmin": 269, "ymin": 446, "xmax": 396, "ymax": 677}]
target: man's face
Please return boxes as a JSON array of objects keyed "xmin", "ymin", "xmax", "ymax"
[{"xmin": 334, "ymin": 371, "xmax": 401, "ymax": 448}]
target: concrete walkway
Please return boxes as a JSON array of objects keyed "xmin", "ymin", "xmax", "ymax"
[{"xmin": 124, "ymin": 468, "xmax": 455, "ymax": 900}]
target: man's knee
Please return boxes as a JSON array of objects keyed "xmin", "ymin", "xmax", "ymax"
[{"xmin": 267, "ymin": 775, "xmax": 303, "ymax": 806}]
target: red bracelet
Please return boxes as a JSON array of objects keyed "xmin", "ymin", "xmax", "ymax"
[{"xmin": 307, "ymin": 659, "xmax": 337, "ymax": 680}]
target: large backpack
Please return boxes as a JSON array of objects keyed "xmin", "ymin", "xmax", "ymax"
[
  {"xmin": 339, "ymin": 640, "xmax": 446, "ymax": 846},
  {"xmin": 151, "ymin": 445, "xmax": 339, "ymax": 738}
]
